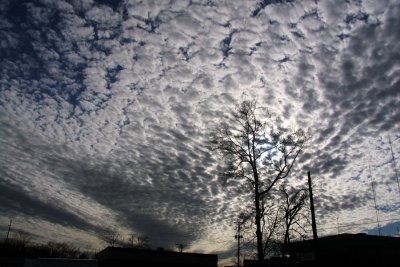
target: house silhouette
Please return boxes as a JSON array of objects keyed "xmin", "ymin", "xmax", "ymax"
[
  {"xmin": 0, "ymin": 245, "xmax": 217, "ymax": 267},
  {"xmin": 288, "ymin": 233, "xmax": 400, "ymax": 267},
  {"xmin": 95, "ymin": 247, "xmax": 218, "ymax": 267},
  {"xmin": 242, "ymin": 233, "xmax": 400, "ymax": 267}
]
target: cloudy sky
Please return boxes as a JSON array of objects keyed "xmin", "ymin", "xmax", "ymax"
[{"xmin": 1, "ymin": 0, "xmax": 400, "ymax": 262}]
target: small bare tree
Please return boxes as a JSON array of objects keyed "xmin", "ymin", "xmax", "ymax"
[
  {"xmin": 46, "ymin": 241, "xmax": 81, "ymax": 258},
  {"xmin": 12, "ymin": 230, "xmax": 33, "ymax": 249},
  {"xmin": 279, "ymin": 184, "xmax": 309, "ymax": 256},
  {"xmin": 0, "ymin": 229, "xmax": 33, "ymax": 253},
  {"xmin": 260, "ymin": 195, "xmax": 282, "ymax": 257},
  {"xmin": 100, "ymin": 228, "xmax": 121, "ymax": 247},
  {"xmin": 126, "ymin": 234, "xmax": 150, "ymax": 249},
  {"xmin": 239, "ymin": 185, "xmax": 310, "ymax": 259}
]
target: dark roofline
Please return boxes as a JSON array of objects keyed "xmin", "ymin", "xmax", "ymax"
[
  {"xmin": 291, "ymin": 233, "xmax": 400, "ymax": 244},
  {"xmin": 96, "ymin": 246, "xmax": 218, "ymax": 258},
  {"xmin": 319, "ymin": 233, "xmax": 400, "ymax": 240},
  {"xmin": 35, "ymin": 258, "xmax": 97, "ymax": 261}
]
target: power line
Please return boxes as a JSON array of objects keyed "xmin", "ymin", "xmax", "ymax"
[{"xmin": 389, "ymin": 136, "xmax": 400, "ymax": 197}]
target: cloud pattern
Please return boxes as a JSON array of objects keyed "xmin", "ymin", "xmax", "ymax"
[{"xmin": 1, "ymin": 0, "xmax": 400, "ymax": 257}]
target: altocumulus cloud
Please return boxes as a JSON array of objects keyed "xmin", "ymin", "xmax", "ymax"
[{"xmin": 1, "ymin": 0, "xmax": 400, "ymax": 257}]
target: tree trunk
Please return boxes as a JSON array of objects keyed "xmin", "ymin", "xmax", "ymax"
[
  {"xmin": 254, "ymin": 171, "xmax": 264, "ymax": 266},
  {"xmin": 255, "ymin": 195, "xmax": 263, "ymax": 266}
]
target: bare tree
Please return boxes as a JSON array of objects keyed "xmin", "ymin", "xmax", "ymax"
[
  {"xmin": 12, "ymin": 230, "xmax": 33, "ymax": 249},
  {"xmin": 0, "ymin": 229, "xmax": 33, "ymax": 255},
  {"xmin": 279, "ymin": 184, "xmax": 309, "ymax": 256},
  {"xmin": 212, "ymin": 101, "xmax": 308, "ymax": 263},
  {"xmin": 100, "ymin": 228, "xmax": 121, "ymax": 247},
  {"xmin": 240, "ymin": 186, "xmax": 310, "ymax": 259},
  {"xmin": 260, "ymin": 195, "xmax": 283, "ymax": 257},
  {"xmin": 45, "ymin": 241, "xmax": 81, "ymax": 258},
  {"xmin": 126, "ymin": 234, "xmax": 151, "ymax": 249}
]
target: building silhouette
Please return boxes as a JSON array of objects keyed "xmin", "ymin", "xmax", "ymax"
[
  {"xmin": 95, "ymin": 247, "xmax": 218, "ymax": 267},
  {"xmin": 0, "ymin": 245, "xmax": 217, "ymax": 267},
  {"xmin": 23, "ymin": 258, "xmax": 97, "ymax": 267},
  {"xmin": 288, "ymin": 233, "xmax": 400, "ymax": 267},
  {"xmin": 242, "ymin": 233, "xmax": 400, "ymax": 267}
]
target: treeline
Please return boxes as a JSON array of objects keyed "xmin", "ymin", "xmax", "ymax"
[{"xmin": 0, "ymin": 237, "xmax": 91, "ymax": 259}]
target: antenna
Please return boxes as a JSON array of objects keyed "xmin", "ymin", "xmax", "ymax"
[
  {"xmin": 5, "ymin": 219, "xmax": 12, "ymax": 244},
  {"xmin": 388, "ymin": 136, "xmax": 400, "ymax": 196},
  {"xmin": 234, "ymin": 221, "xmax": 243, "ymax": 267},
  {"xmin": 336, "ymin": 215, "xmax": 340, "ymax": 235},
  {"xmin": 368, "ymin": 164, "xmax": 381, "ymax": 235}
]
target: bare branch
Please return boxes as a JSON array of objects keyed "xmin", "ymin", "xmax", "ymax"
[{"xmin": 211, "ymin": 100, "xmax": 309, "ymax": 260}]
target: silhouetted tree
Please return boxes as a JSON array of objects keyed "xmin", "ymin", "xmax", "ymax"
[
  {"xmin": 11, "ymin": 230, "xmax": 32, "ymax": 249},
  {"xmin": 0, "ymin": 238, "xmax": 86, "ymax": 259},
  {"xmin": 231, "ymin": 185, "xmax": 311, "ymax": 260},
  {"xmin": 279, "ymin": 184, "xmax": 309, "ymax": 256},
  {"xmin": 0, "ymin": 230, "xmax": 33, "ymax": 257},
  {"xmin": 126, "ymin": 234, "xmax": 151, "ymax": 249},
  {"xmin": 212, "ymin": 100, "xmax": 308, "ymax": 263},
  {"xmin": 260, "ymin": 194, "xmax": 282, "ymax": 257},
  {"xmin": 45, "ymin": 241, "xmax": 81, "ymax": 258},
  {"xmin": 100, "ymin": 228, "xmax": 121, "ymax": 247}
]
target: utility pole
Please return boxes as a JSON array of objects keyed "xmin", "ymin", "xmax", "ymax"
[
  {"xmin": 308, "ymin": 172, "xmax": 318, "ymax": 240},
  {"xmin": 5, "ymin": 219, "xmax": 12, "ymax": 244},
  {"xmin": 307, "ymin": 171, "xmax": 319, "ymax": 263},
  {"xmin": 234, "ymin": 221, "xmax": 243, "ymax": 267}
]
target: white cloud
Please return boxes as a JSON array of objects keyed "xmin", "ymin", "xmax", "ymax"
[{"xmin": 0, "ymin": 0, "xmax": 400, "ymax": 262}]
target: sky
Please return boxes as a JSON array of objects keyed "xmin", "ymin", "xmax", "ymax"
[{"xmin": 1, "ymin": 0, "xmax": 400, "ymax": 263}]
